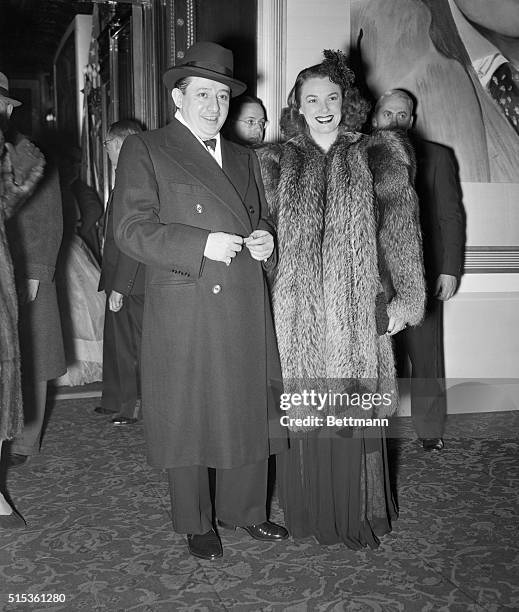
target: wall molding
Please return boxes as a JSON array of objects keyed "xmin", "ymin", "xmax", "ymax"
[
  {"xmin": 465, "ymin": 246, "xmax": 519, "ymax": 273},
  {"xmin": 257, "ymin": 0, "xmax": 286, "ymax": 143}
]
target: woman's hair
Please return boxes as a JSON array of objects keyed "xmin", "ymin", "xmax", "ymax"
[{"xmin": 281, "ymin": 50, "xmax": 370, "ymax": 139}]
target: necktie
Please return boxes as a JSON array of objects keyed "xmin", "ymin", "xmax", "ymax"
[
  {"xmin": 488, "ymin": 62, "xmax": 519, "ymax": 135},
  {"xmin": 204, "ymin": 138, "xmax": 217, "ymax": 152}
]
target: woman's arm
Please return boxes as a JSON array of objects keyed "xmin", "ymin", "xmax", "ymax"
[{"xmin": 368, "ymin": 129, "xmax": 426, "ymax": 329}]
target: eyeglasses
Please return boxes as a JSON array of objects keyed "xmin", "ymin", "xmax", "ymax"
[{"xmin": 237, "ymin": 119, "xmax": 268, "ymax": 129}]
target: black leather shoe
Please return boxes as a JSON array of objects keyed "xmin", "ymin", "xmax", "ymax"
[
  {"xmin": 7, "ymin": 453, "xmax": 29, "ymax": 468},
  {"xmin": 186, "ymin": 529, "xmax": 223, "ymax": 560},
  {"xmin": 422, "ymin": 438, "xmax": 444, "ymax": 451},
  {"xmin": 112, "ymin": 416, "xmax": 139, "ymax": 425},
  {"xmin": 94, "ymin": 406, "xmax": 117, "ymax": 415},
  {"xmin": 218, "ymin": 520, "xmax": 289, "ymax": 541}
]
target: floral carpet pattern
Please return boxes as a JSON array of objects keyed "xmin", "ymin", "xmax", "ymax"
[{"xmin": 1, "ymin": 399, "xmax": 518, "ymax": 611}]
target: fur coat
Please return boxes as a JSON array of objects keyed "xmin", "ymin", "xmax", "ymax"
[
  {"xmin": 257, "ymin": 128, "xmax": 425, "ymax": 429},
  {"xmin": 0, "ymin": 131, "xmax": 45, "ymax": 440}
]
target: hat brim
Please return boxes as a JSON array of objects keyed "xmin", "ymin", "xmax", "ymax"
[
  {"xmin": 0, "ymin": 94, "xmax": 22, "ymax": 107},
  {"xmin": 163, "ymin": 66, "xmax": 247, "ymax": 97}
]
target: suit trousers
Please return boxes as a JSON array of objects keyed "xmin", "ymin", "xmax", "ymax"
[
  {"xmin": 101, "ymin": 294, "xmax": 144, "ymax": 417},
  {"xmin": 167, "ymin": 460, "xmax": 268, "ymax": 534},
  {"xmin": 395, "ymin": 296, "xmax": 446, "ymax": 439}
]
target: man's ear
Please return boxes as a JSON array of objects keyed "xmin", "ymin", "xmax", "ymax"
[
  {"xmin": 6, "ymin": 103, "xmax": 13, "ymax": 118},
  {"xmin": 171, "ymin": 88, "xmax": 182, "ymax": 109},
  {"xmin": 372, "ymin": 117, "xmax": 378, "ymax": 128}
]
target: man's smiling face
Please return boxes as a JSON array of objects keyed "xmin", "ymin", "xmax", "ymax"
[{"xmin": 172, "ymin": 76, "xmax": 231, "ymax": 139}]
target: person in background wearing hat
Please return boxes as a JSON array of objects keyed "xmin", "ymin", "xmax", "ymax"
[
  {"xmin": 0, "ymin": 95, "xmax": 46, "ymax": 527},
  {"xmin": 0, "ymin": 72, "xmax": 66, "ymax": 468},
  {"xmin": 113, "ymin": 42, "xmax": 288, "ymax": 560}
]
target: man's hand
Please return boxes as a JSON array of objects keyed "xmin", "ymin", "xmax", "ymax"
[
  {"xmin": 204, "ymin": 232, "xmax": 243, "ymax": 265},
  {"xmin": 18, "ymin": 278, "xmax": 40, "ymax": 304},
  {"xmin": 109, "ymin": 290, "xmax": 124, "ymax": 312},
  {"xmin": 243, "ymin": 230, "xmax": 274, "ymax": 261},
  {"xmin": 435, "ymin": 274, "xmax": 457, "ymax": 301},
  {"xmin": 386, "ymin": 315, "xmax": 407, "ymax": 336}
]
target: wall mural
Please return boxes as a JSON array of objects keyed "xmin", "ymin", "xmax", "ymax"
[{"xmin": 351, "ymin": 0, "xmax": 519, "ymax": 183}]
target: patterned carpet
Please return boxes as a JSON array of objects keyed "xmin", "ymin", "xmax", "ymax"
[{"xmin": 0, "ymin": 398, "xmax": 518, "ymax": 611}]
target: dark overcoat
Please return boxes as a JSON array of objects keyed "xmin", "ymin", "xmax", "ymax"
[
  {"xmin": 113, "ymin": 119, "xmax": 286, "ymax": 469},
  {"xmin": 99, "ymin": 192, "xmax": 145, "ymax": 296},
  {"xmin": 412, "ymin": 138, "xmax": 465, "ymax": 288},
  {"xmin": 6, "ymin": 148, "xmax": 65, "ymax": 383}
]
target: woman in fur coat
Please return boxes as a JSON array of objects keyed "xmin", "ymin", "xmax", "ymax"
[
  {"xmin": 0, "ymin": 126, "xmax": 45, "ymax": 526},
  {"xmin": 256, "ymin": 51, "xmax": 425, "ymax": 547}
]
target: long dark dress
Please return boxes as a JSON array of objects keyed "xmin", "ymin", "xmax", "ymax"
[{"xmin": 278, "ymin": 427, "xmax": 397, "ymax": 547}]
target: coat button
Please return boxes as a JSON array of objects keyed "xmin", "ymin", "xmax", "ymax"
[
  {"xmin": 248, "ymin": 206, "xmax": 255, "ymax": 214},
  {"xmin": 195, "ymin": 203, "xmax": 204, "ymax": 214},
  {"xmin": 212, "ymin": 284, "xmax": 221, "ymax": 294}
]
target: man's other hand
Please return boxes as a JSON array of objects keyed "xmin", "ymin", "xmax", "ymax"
[{"xmin": 243, "ymin": 230, "xmax": 274, "ymax": 261}]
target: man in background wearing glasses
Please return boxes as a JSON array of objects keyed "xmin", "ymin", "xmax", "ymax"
[{"xmin": 225, "ymin": 95, "xmax": 268, "ymax": 146}]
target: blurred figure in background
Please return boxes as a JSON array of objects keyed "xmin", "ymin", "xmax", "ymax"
[
  {"xmin": 0, "ymin": 73, "xmax": 66, "ymax": 469},
  {"xmin": 0, "ymin": 104, "xmax": 46, "ymax": 525},
  {"xmin": 224, "ymin": 94, "xmax": 268, "ymax": 146},
  {"xmin": 96, "ymin": 120, "xmax": 144, "ymax": 425},
  {"xmin": 68, "ymin": 148, "xmax": 103, "ymax": 264},
  {"xmin": 53, "ymin": 144, "xmax": 105, "ymax": 388}
]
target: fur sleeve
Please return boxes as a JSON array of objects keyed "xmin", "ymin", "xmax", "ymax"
[
  {"xmin": 254, "ymin": 144, "xmax": 283, "ymax": 227},
  {"xmin": 0, "ymin": 136, "xmax": 45, "ymax": 221},
  {"xmin": 368, "ymin": 130, "xmax": 425, "ymax": 326}
]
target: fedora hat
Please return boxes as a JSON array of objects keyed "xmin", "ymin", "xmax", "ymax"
[
  {"xmin": 163, "ymin": 42, "xmax": 246, "ymax": 97},
  {"xmin": 0, "ymin": 72, "xmax": 22, "ymax": 107}
]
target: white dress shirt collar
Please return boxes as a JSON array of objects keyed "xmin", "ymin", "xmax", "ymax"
[
  {"xmin": 174, "ymin": 110, "xmax": 223, "ymax": 168},
  {"xmin": 448, "ymin": 0, "xmax": 509, "ymax": 89}
]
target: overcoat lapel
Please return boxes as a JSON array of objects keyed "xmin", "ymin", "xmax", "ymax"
[{"xmin": 162, "ymin": 120, "xmax": 252, "ymax": 233}]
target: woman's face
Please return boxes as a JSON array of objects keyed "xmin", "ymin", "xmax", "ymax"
[{"xmin": 299, "ymin": 77, "xmax": 342, "ymax": 139}]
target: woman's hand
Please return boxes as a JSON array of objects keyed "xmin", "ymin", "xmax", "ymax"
[{"xmin": 386, "ymin": 315, "xmax": 407, "ymax": 336}]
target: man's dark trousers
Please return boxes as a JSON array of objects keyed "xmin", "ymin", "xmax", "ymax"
[
  {"xmin": 101, "ymin": 295, "xmax": 144, "ymax": 418},
  {"xmin": 396, "ymin": 296, "xmax": 446, "ymax": 439},
  {"xmin": 167, "ymin": 461, "xmax": 268, "ymax": 534}
]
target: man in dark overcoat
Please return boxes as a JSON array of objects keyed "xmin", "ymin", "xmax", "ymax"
[
  {"xmin": 113, "ymin": 42, "xmax": 288, "ymax": 560},
  {"xmin": 97, "ymin": 120, "xmax": 144, "ymax": 425},
  {"xmin": 372, "ymin": 89, "xmax": 465, "ymax": 452}
]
